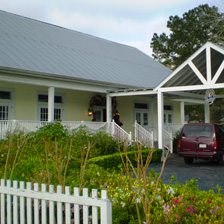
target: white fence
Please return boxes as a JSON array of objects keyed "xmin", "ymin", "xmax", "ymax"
[
  {"xmin": 0, "ymin": 179, "xmax": 112, "ymax": 224},
  {"xmin": 0, "ymin": 120, "xmax": 131, "ymax": 143},
  {"xmin": 134, "ymin": 121, "xmax": 153, "ymax": 147}
]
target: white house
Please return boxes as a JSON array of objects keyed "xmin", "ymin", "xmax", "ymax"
[{"xmin": 1, "ymin": 10, "xmax": 224, "ymax": 151}]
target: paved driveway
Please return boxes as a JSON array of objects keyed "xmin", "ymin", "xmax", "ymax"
[{"xmin": 151, "ymin": 154, "xmax": 224, "ymax": 191}]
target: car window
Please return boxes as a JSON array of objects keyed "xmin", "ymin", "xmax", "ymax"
[{"xmin": 182, "ymin": 125, "xmax": 213, "ymax": 138}]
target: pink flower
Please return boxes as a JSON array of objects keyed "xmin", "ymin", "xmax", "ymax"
[
  {"xmin": 209, "ymin": 206, "xmax": 220, "ymax": 215},
  {"xmin": 172, "ymin": 198, "xmax": 179, "ymax": 205},
  {"xmin": 186, "ymin": 204, "xmax": 195, "ymax": 214},
  {"xmin": 163, "ymin": 204, "xmax": 170, "ymax": 215}
]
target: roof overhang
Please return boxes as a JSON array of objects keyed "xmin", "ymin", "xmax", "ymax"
[{"xmin": 155, "ymin": 42, "xmax": 224, "ymax": 95}]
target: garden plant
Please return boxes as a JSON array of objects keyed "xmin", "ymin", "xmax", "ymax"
[{"xmin": 0, "ymin": 122, "xmax": 223, "ymax": 223}]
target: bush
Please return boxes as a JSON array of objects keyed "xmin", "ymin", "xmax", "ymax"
[{"xmin": 87, "ymin": 148, "xmax": 162, "ymax": 170}]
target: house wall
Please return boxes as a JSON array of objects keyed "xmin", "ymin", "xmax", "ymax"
[
  {"xmin": 0, "ymin": 82, "xmax": 94, "ymax": 121},
  {"xmin": 0, "ymin": 82, "xmax": 182, "ymax": 137}
]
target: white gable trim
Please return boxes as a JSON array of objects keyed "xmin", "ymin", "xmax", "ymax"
[
  {"xmin": 212, "ymin": 60, "xmax": 224, "ymax": 84},
  {"xmin": 155, "ymin": 42, "xmax": 224, "ymax": 91},
  {"xmin": 154, "ymin": 42, "xmax": 209, "ymax": 91},
  {"xmin": 188, "ymin": 61, "xmax": 207, "ymax": 84},
  {"xmin": 206, "ymin": 46, "xmax": 212, "ymax": 82}
]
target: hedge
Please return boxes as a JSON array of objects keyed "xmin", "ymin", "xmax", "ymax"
[{"xmin": 87, "ymin": 148, "xmax": 162, "ymax": 170}]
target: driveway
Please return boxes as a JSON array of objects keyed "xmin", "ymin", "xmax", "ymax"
[{"xmin": 151, "ymin": 153, "xmax": 224, "ymax": 191}]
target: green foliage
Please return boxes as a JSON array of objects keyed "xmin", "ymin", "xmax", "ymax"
[
  {"xmin": 151, "ymin": 4, "xmax": 224, "ymax": 69},
  {"xmin": 1, "ymin": 124, "xmax": 224, "ymax": 223},
  {"xmin": 35, "ymin": 122, "xmax": 69, "ymax": 140},
  {"xmin": 0, "ymin": 123, "xmax": 120, "ymax": 186},
  {"xmin": 88, "ymin": 147, "xmax": 162, "ymax": 170},
  {"xmin": 89, "ymin": 131, "xmax": 118, "ymax": 157}
]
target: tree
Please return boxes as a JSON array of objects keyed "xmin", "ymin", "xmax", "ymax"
[{"xmin": 150, "ymin": 4, "xmax": 224, "ymax": 69}]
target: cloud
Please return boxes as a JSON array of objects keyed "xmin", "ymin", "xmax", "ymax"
[
  {"xmin": 49, "ymin": 9, "xmax": 170, "ymax": 56},
  {"xmin": 1, "ymin": 0, "xmax": 221, "ymax": 57}
]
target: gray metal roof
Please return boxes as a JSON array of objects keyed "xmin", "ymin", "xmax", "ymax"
[{"xmin": 0, "ymin": 10, "xmax": 171, "ymax": 89}]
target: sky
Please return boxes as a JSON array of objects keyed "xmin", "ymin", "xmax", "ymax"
[{"xmin": 0, "ymin": 0, "xmax": 223, "ymax": 56}]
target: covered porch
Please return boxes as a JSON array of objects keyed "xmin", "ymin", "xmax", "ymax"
[{"xmin": 156, "ymin": 42, "xmax": 224, "ymax": 149}]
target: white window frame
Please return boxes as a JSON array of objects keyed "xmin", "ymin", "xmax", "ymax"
[
  {"xmin": 37, "ymin": 93, "xmax": 65, "ymax": 121},
  {"xmin": 134, "ymin": 102, "xmax": 151, "ymax": 128},
  {"xmin": 0, "ymin": 89, "xmax": 14, "ymax": 120}
]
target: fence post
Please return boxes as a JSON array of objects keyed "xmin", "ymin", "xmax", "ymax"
[
  {"xmin": 101, "ymin": 190, "xmax": 112, "ymax": 224},
  {"xmin": 1, "ymin": 179, "xmax": 5, "ymax": 224}
]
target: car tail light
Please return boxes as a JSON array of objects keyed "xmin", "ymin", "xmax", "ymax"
[
  {"xmin": 178, "ymin": 139, "xmax": 181, "ymax": 150},
  {"xmin": 213, "ymin": 138, "xmax": 218, "ymax": 150}
]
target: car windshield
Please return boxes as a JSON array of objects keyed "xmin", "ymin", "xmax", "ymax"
[{"xmin": 182, "ymin": 125, "xmax": 213, "ymax": 138}]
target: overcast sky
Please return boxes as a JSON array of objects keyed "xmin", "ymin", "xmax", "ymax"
[{"xmin": 0, "ymin": 0, "xmax": 223, "ymax": 56}]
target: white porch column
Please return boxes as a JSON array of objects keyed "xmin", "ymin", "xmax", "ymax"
[
  {"xmin": 157, "ymin": 91, "xmax": 164, "ymax": 149},
  {"xmin": 204, "ymin": 103, "xmax": 210, "ymax": 123},
  {"xmin": 106, "ymin": 94, "xmax": 112, "ymax": 122},
  {"xmin": 48, "ymin": 87, "xmax": 55, "ymax": 122},
  {"xmin": 180, "ymin": 101, "xmax": 185, "ymax": 125}
]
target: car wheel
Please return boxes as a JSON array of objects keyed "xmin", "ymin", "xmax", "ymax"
[{"xmin": 184, "ymin": 157, "xmax": 193, "ymax": 164}]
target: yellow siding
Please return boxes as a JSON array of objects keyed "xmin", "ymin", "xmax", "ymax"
[
  {"xmin": 0, "ymin": 82, "xmax": 182, "ymax": 135},
  {"xmin": 64, "ymin": 90, "xmax": 93, "ymax": 121}
]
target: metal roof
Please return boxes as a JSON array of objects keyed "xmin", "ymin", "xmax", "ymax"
[{"xmin": 0, "ymin": 10, "xmax": 171, "ymax": 89}]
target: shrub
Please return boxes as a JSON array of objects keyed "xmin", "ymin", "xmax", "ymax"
[{"xmin": 87, "ymin": 148, "xmax": 162, "ymax": 170}]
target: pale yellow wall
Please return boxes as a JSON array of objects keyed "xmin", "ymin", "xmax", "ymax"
[
  {"xmin": 0, "ymin": 83, "xmax": 37, "ymax": 120},
  {"xmin": 148, "ymin": 97, "xmax": 181, "ymax": 128},
  {"xmin": 116, "ymin": 95, "xmax": 155, "ymax": 134},
  {"xmin": 0, "ymin": 82, "xmax": 97, "ymax": 121},
  {"xmin": 63, "ymin": 90, "xmax": 93, "ymax": 121},
  {"xmin": 0, "ymin": 82, "xmax": 182, "ymax": 132}
]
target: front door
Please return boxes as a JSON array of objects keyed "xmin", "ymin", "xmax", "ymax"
[{"xmin": 135, "ymin": 109, "xmax": 150, "ymax": 129}]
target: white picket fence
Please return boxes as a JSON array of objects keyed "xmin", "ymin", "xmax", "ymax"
[{"xmin": 0, "ymin": 179, "xmax": 112, "ymax": 224}]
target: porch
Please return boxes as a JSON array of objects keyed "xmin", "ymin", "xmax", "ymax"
[{"xmin": 0, "ymin": 120, "xmax": 174, "ymax": 152}]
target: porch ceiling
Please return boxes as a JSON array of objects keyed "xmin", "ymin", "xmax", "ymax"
[{"xmin": 156, "ymin": 42, "xmax": 224, "ymax": 94}]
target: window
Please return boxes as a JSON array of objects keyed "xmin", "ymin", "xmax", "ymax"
[
  {"xmin": 38, "ymin": 94, "xmax": 63, "ymax": 103},
  {"xmin": 0, "ymin": 105, "xmax": 9, "ymax": 120},
  {"xmin": 0, "ymin": 90, "xmax": 13, "ymax": 120},
  {"xmin": 164, "ymin": 105, "xmax": 173, "ymax": 125},
  {"xmin": 134, "ymin": 103, "xmax": 150, "ymax": 127},
  {"xmin": 164, "ymin": 105, "xmax": 172, "ymax": 110},
  {"xmin": 39, "ymin": 107, "xmax": 63, "ymax": 121},
  {"xmin": 0, "ymin": 91, "xmax": 11, "ymax": 100},
  {"xmin": 135, "ymin": 103, "xmax": 148, "ymax": 109},
  {"xmin": 38, "ymin": 93, "xmax": 64, "ymax": 121}
]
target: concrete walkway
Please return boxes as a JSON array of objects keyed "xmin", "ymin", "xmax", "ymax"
[{"xmin": 151, "ymin": 154, "xmax": 224, "ymax": 191}]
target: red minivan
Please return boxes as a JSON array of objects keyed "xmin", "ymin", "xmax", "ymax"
[{"xmin": 178, "ymin": 123, "xmax": 224, "ymax": 164}]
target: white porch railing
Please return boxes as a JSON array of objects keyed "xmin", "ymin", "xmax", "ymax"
[
  {"xmin": 0, "ymin": 120, "xmax": 132, "ymax": 143},
  {"xmin": 134, "ymin": 121, "xmax": 153, "ymax": 147},
  {"xmin": 107, "ymin": 121, "xmax": 132, "ymax": 144},
  {"xmin": 163, "ymin": 128, "xmax": 173, "ymax": 153},
  {"xmin": 0, "ymin": 179, "xmax": 112, "ymax": 224}
]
